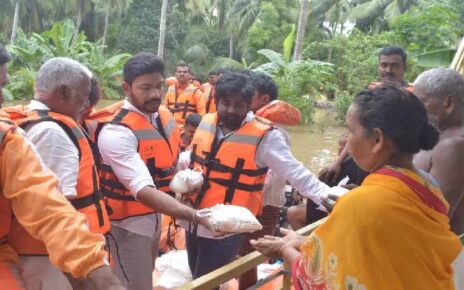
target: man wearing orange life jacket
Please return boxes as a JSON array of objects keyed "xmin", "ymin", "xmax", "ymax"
[
  {"xmin": 3, "ymin": 57, "xmax": 110, "ymax": 290},
  {"xmin": 0, "ymin": 44, "xmax": 123, "ymax": 290},
  {"xmin": 164, "ymin": 63, "xmax": 206, "ymax": 126},
  {"xmin": 201, "ymin": 70, "xmax": 218, "ymax": 113},
  {"xmin": 176, "ymin": 72, "xmax": 331, "ymax": 283},
  {"xmin": 88, "ymin": 53, "xmax": 217, "ymax": 290},
  {"xmin": 236, "ymin": 71, "xmax": 302, "ymax": 289}
]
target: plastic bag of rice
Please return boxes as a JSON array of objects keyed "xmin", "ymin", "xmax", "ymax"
[{"xmin": 198, "ymin": 204, "xmax": 263, "ymax": 234}]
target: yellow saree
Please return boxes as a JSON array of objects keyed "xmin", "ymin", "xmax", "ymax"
[{"xmin": 293, "ymin": 166, "xmax": 463, "ymax": 290}]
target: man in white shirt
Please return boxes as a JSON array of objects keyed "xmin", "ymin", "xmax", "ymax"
[
  {"xmin": 178, "ymin": 72, "xmax": 330, "ymax": 284},
  {"xmin": 92, "ymin": 53, "xmax": 215, "ymax": 290},
  {"xmin": 3, "ymin": 57, "xmax": 111, "ymax": 290}
]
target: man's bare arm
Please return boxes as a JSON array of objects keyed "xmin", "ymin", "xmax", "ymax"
[{"xmin": 429, "ymin": 138, "xmax": 464, "ymax": 218}]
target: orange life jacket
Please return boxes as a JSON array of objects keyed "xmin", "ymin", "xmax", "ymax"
[
  {"xmin": 3, "ymin": 106, "xmax": 110, "ymax": 255},
  {"xmin": 0, "ymin": 120, "xmax": 16, "ymax": 247},
  {"xmin": 187, "ymin": 113, "xmax": 273, "ymax": 215},
  {"xmin": 165, "ymin": 84, "xmax": 200, "ymax": 125},
  {"xmin": 204, "ymin": 85, "xmax": 216, "ymax": 113},
  {"xmin": 165, "ymin": 77, "xmax": 178, "ymax": 87},
  {"xmin": 191, "ymin": 80, "xmax": 201, "ymax": 88},
  {"xmin": 89, "ymin": 101, "xmax": 180, "ymax": 221},
  {"xmin": 255, "ymin": 100, "xmax": 301, "ymax": 126},
  {"xmin": 367, "ymin": 81, "xmax": 414, "ymax": 93}
]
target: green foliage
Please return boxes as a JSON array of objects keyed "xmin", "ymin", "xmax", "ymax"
[
  {"xmin": 244, "ymin": 0, "xmax": 297, "ymax": 64},
  {"xmin": 334, "ymin": 91, "xmax": 352, "ymax": 122},
  {"xmin": 305, "ymin": 30, "xmax": 400, "ymax": 120},
  {"xmin": 6, "ymin": 20, "xmax": 130, "ymax": 100},
  {"xmin": 255, "ymin": 35, "xmax": 334, "ymax": 123},
  {"xmin": 116, "ymin": 0, "xmax": 189, "ymax": 70},
  {"xmin": 390, "ymin": 4, "xmax": 463, "ymax": 54}
]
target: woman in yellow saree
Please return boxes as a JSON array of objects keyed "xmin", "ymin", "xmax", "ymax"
[{"xmin": 251, "ymin": 86, "xmax": 463, "ymax": 290}]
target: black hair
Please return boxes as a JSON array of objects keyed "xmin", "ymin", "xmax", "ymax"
[
  {"xmin": 353, "ymin": 86, "xmax": 439, "ymax": 153},
  {"xmin": 0, "ymin": 44, "xmax": 11, "ymax": 65},
  {"xmin": 176, "ymin": 63, "xmax": 190, "ymax": 72},
  {"xmin": 251, "ymin": 71, "xmax": 278, "ymax": 101},
  {"xmin": 214, "ymin": 72, "xmax": 255, "ymax": 105},
  {"xmin": 208, "ymin": 71, "xmax": 217, "ymax": 76},
  {"xmin": 185, "ymin": 113, "xmax": 201, "ymax": 128},
  {"xmin": 216, "ymin": 68, "xmax": 229, "ymax": 75},
  {"xmin": 123, "ymin": 52, "xmax": 165, "ymax": 85},
  {"xmin": 379, "ymin": 46, "xmax": 407, "ymax": 64},
  {"xmin": 89, "ymin": 76, "xmax": 101, "ymax": 106}
]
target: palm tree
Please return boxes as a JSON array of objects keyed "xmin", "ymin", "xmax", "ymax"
[
  {"xmin": 73, "ymin": 0, "xmax": 86, "ymax": 44},
  {"xmin": 308, "ymin": 0, "xmax": 419, "ymax": 32},
  {"xmin": 93, "ymin": 0, "xmax": 132, "ymax": 49},
  {"xmin": 294, "ymin": 0, "xmax": 309, "ymax": 60},
  {"xmin": 225, "ymin": 0, "xmax": 261, "ymax": 58},
  {"xmin": 10, "ymin": 0, "xmax": 21, "ymax": 43},
  {"xmin": 158, "ymin": 0, "xmax": 169, "ymax": 58}
]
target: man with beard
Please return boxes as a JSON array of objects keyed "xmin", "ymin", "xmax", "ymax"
[
  {"xmin": 89, "ymin": 53, "xmax": 217, "ymax": 290},
  {"xmin": 414, "ymin": 68, "xmax": 464, "ymax": 236},
  {"xmin": 177, "ymin": 72, "xmax": 331, "ymax": 284}
]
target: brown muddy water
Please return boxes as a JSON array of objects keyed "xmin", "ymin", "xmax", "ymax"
[{"xmin": 4, "ymin": 99, "xmax": 345, "ymax": 173}]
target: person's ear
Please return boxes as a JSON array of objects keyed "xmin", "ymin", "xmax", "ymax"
[
  {"xmin": 122, "ymin": 82, "xmax": 131, "ymax": 97},
  {"xmin": 57, "ymin": 84, "xmax": 71, "ymax": 102},
  {"xmin": 443, "ymin": 95, "xmax": 458, "ymax": 115},
  {"xmin": 371, "ymin": 128, "xmax": 385, "ymax": 155},
  {"xmin": 261, "ymin": 94, "xmax": 270, "ymax": 104}
]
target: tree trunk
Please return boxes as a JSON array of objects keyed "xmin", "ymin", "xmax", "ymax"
[
  {"xmin": 102, "ymin": 8, "xmax": 110, "ymax": 50},
  {"xmin": 34, "ymin": 0, "xmax": 45, "ymax": 31},
  {"xmin": 10, "ymin": 0, "xmax": 21, "ymax": 44},
  {"xmin": 158, "ymin": 0, "xmax": 169, "ymax": 58},
  {"xmin": 73, "ymin": 0, "xmax": 85, "ymax": 44},
  {"xmin": 294, "ymin": 0, "xmax": 309, "ymax": 61},
  {"xmin": 229, "ymin": 34, "xmax": 234, "ymax": 59}
]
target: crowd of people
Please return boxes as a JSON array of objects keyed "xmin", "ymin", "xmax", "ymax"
[{"xmin": 0, "ymin": 42, "xmax": 463, "ymax": 290}]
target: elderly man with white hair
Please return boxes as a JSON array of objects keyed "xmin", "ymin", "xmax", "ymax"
[
  {"xmin": 3, "ymin": 57, "xmax": 111, "ymax": 290},
  {"xmin": 414, "ymin": 68, "xmax": 464, "ymax": 236}
]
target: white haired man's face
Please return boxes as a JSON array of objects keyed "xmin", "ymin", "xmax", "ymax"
[{"xmin": 58, "ymin": 77, "xmax": 90, "ymax": 121}]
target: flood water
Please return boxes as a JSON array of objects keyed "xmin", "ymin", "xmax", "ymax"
[{"xmin": 4, "ymin": 99, "xmax": 345, "ymax": 173}]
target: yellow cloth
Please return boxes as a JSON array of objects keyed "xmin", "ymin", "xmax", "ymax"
[
  {"xmin": 0, "ymin": 130, "xmax": 107, "ymax": 278},
  {"xmin": 296, "ymin": 166, "xmax": 462, "ymax": 290}
]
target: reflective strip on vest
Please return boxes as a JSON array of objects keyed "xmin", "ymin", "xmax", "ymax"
[
  {"xmin": 198, "ymin": 121, "xmax": 215, "ymax": 133},
  {"xmin": 164, "ymin": 118, "xmax": 177, "ymax": 138},
  {"xmin": 226, "ymin": 134, "xmax": 262, "ymax": 145},
  {"xmin": 134, "ymin": 129, "xmax": 165, "ymax": 141}
]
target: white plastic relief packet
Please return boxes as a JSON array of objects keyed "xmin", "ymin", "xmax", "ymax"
[
  {"xmin": 200, "ymin": 204, "xmax": 263, "ymax": 234},
  {"xmin": 170, "ymin": 167, "xmax": 204, "ymax": 195},
  {"xmin": 154, "ymin": 250, "xmax": 192, "ymax": 289}
]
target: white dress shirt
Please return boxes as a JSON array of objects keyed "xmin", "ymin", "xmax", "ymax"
[
  {"xmin": 97, "ymin": 99, "xmax": 159, "ymax": 237},
  {"xmin": 178, "ymin": 111, "xmax": 330, "ymax": 238},
  {"xmin": 24, "ymin": 100, "xmax": 79, "ymax": 199}
]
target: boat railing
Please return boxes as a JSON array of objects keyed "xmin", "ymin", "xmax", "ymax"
[{"xmin": 177, "ymin": 218, "xmax": 327, "ymax": 290}]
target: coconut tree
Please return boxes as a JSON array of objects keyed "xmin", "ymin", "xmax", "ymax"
[
  {"xmin": 10, "ymin": 0, "xmax": 21, "ymax": 43},
  {"xmin": 294, "ymin": 0, "xmax": 309, "ymax": 60},
  {"xmin": 93, "ymin": 0, "xmax": 132, "ymax": 49},
  {"xmin": 158, "ymin": 0, "xmax": 169, "ymax": 58}
]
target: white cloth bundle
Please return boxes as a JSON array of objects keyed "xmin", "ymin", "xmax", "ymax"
[
  {"xmin": 169, "ymin": 168, "xmax": 204, "ymax": 195},
  {"xmin": 198, "ymin": 204, "xmax": 263, "ymax": 234},
  {"xmin": 154, "ymin": 250, "xmax": 192, "ymax": 289}
]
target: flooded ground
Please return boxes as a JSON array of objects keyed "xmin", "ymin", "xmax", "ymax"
[
  {"xmin": 4, "ymin": 99, "xmax": 345, "ymax": 173},
  {"xmin": 287, "ymin": 110, "xmax": 345, "ymax": 173}
]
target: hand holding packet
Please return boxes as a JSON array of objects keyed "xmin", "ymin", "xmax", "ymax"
[{"xmin": 198, "ymin": 204, "xmax": 263, "ymax": 234}]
